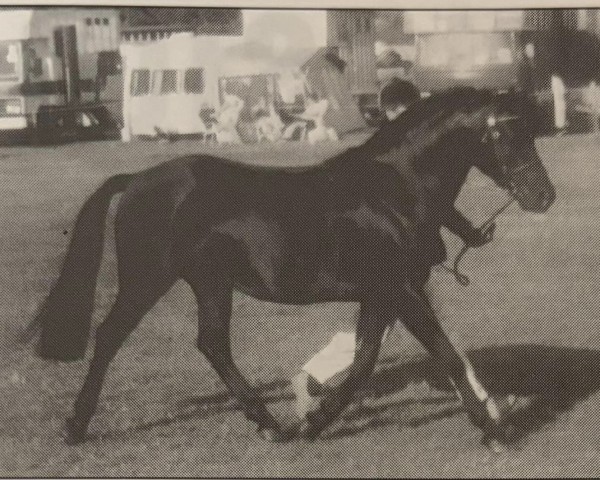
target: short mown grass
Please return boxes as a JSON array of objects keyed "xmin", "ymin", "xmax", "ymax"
[{"xmin": 1, "ymin": 134, "xmax": 600, "ymax": 477}]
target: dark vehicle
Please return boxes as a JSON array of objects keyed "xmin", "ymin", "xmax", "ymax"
[{"xmin": 0, "ymin": 9, "xmax": 122, "ymax": 144}]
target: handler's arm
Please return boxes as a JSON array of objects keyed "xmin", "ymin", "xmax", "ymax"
[{"xmin": 444, "ymin": 207, "xmax": 494, "ymax": 247}]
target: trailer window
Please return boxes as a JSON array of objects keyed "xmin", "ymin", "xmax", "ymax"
[
  {"xmin": 0, "ymin": 41, "xmax": 20, "ymax": 81},
  {"xmin": 160, "ymin": 70, "xmax": 178, "ymax": 94},
  {"xmin": 184, "ymin": 68, "xmax": 205, "ymax": 94},
  {"xmin": 131, "ymin": 69, "xmax": 150, "ymax": 96}
]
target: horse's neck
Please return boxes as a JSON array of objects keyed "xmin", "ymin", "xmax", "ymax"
[
  {"xmin": 353, "ymin": 133, "xmax": 474, "ymax": 221},
  {"xmin": 364, "ymin": 99, "xmax": 490, "ymax": 182},
  {"xmin": 364, "ymin": 133, "xmax": 468, "ymax": 181}
]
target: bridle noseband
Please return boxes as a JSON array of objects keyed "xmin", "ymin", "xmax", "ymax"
[{"xmin": 482, "ymin": 114, "xmax": 537, "ymax": 189}]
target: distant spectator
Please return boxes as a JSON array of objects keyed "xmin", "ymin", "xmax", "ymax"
[{"xmin": 551, "ymin": 74, "xmax": 567, "ymax": 134}]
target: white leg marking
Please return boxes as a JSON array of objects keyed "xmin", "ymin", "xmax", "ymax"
[
  {"xmin": 463, "ymin": 359, "xmax": 489, "ymax": 402},
  {"xmin": 448, "ymin": 378, "xmax": 463, "ymax": 402},
  {"xmin": 485, "ymin": 398, "xmax": 501, "ymax": 422},
  {"xmin": 463, "ymin": 358, "xmax": 501, "ymax": 422}
]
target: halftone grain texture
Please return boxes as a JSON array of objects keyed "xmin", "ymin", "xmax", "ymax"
[
  {"xmin": 2, "ymin": 133, "xmax": 600, "ymax": 477},
  {"xmin": 2, "ymin": 7, "xmax": 600, "ymax": 477}
]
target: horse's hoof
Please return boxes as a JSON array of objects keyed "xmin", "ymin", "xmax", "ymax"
[
  {"xmin": 297, "ymin": 419, "xmax": 320, "ymax": 441},
  {"xmin": 63, "ymin": 417, "xmax": 86, "ymax": 446},
  {"xmin": 484, "ymin": 437, "xmax": 509, "ymax": 454},
  {"xmin": 482, "ymin": 422, "xmax": 519, "ymax": 452},
  {"xmin": 483, "ymin": 431, "xmax": 521, "ymax": 453},
  {"xmin": 496, "ymin": 422, "xmax": 519, "ymax": 446}
]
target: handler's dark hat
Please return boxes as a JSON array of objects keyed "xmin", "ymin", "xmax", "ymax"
[{"xmin": 380, "ymin": 78, "xmax": 420, "ymax": 109}]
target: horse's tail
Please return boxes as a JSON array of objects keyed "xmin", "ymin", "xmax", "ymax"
[{"xmin": 21, "ymin": 173, "xmax": 133, "ymax": 361}]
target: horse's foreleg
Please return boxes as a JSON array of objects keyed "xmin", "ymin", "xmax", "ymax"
[
  {"xmin": 398, "ymin": 285, "xmax": 513, "ymax": 444},
  {"xmin": 297, "ymin": 301, "xmax": 388, "ymax": 440}
]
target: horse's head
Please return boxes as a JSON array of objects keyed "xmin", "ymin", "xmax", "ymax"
[
  {"xmin": 473, "ymin": 92, "xmax": 556, "ymax": 213},
  {"xmin": 365, "ymin": 88, "xmax": 555, "ymax": 214}
]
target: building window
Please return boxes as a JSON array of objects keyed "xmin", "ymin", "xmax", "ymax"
[
  {"xmin": 160, "ymin": 70, "xmax": 178, "ymax": 94},
  {"xmin": 86, "ymin": 18, "xmax": 92, "ymax": 26},
  {"xmin": 103, "ymin": 18, "xmax": 110, "ymax": 25},
  {"xmin": 184, "ymin": 68, "xmax": 204, "ymax": 93},
  {"xmin": 131, "ymin": 69, "xmax": 150, "ymax": 96},
  {"xmin": 95, "ymin": 18, "xmax": 101, "ymax": 25}
]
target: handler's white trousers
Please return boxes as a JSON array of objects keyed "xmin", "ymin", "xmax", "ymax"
[
  {"xmin": 301, "ymin": 280, "xmax": 436, "ymax": 385},
  {"xmin": 302, "ymin": 324, "xmax": 393, "ymax": 384}
]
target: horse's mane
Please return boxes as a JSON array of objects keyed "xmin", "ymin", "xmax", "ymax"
[{"xmin": 361, "ymin": 87, "xmax": 496, "ymax": 156}]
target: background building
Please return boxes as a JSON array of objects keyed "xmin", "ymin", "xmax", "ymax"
[
  {"xmin": 120, "ymin": 8, "xmax": 243, "ymax": 43},
  {"xmin": 327, "ymin": 10, "xmax": 378, "ymax": 110},
  {"xmin": 0, "ymin": 7, "xmax": 121, "ymax": 138},
  {"xmin": 2, "ymin": 7, "xmax": 600, "ymax": 142}
]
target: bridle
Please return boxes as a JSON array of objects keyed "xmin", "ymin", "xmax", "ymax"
[
  {"xmin": 440, "ymin": 112, "xmax": 536, "ymax": 286},
  {"xmin": 483, "ymin": 114, "xmax": 538, "ymax": 191}
]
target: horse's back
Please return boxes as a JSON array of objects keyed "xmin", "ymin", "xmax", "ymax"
[
  {"xmin": 112, "ymin": 153, "xmax": 414, "ymax": 300},
  {"xmin": 112, "ymin": 154, "xmax": 336, "ymax": 278}
]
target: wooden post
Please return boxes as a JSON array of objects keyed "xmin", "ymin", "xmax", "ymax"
[{"xmin": 54, "ymin": 25, "xmax": 81, "ymax": 106}]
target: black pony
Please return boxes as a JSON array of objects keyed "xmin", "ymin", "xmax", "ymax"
[{"xmin": 27, "ymin": 88, "xmax": 555, "ymax": 446}]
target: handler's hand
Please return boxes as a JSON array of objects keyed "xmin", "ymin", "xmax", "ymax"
[{"xmin": 467, "ymin": 222, "xmax": 495, "ymax": 247}]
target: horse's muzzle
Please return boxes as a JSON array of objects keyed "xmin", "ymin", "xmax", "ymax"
[
  {"xmin": 510, "ymin": 162, "xmax": 556, "ymax": 213},
  {"xmin": 512, "ymin": 178, "xmax": 555, "ymax": 213}
]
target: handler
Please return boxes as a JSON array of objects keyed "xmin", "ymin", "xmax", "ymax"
[{"xmin": 292, "ymin": 78, "xmax": 495, "ymax": 418}]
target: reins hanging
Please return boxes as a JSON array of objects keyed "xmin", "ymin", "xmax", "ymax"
[{"xmin": 438, "ymin": 197, "xmax": 515, "ymax": 286}]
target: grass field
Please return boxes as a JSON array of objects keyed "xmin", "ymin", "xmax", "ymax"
[{"xmin": 1, "ymin": 133, "xmax": 600, "ymax": 477}]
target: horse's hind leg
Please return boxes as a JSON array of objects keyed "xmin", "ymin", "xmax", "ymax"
[
  {"xmin": 64, "ymin": 281, "xmax": 172, "ymax": 444},
  {"xmin": 184, "ymin": 262, "xmax": 284, "ymax": 441},
  {"xmin": 398, "ymin": 285, "xmax": 513, "ymax": 444}
]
